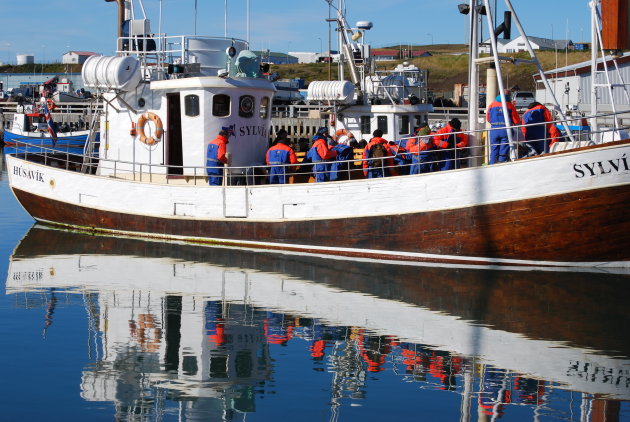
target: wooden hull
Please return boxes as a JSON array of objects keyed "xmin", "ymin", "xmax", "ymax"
[
  {"xmin": 9, "ymin": 183, "xmax": 630, "ymax": 265},
  {"xmin": 6, "ymin": 140, "xmax": 630, "ymax": 267}
]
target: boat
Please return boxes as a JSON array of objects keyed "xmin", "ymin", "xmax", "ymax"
[
  {"xmin": 4, "ymin": 0, "xmax": 630, "ymax": 268},
  {"xmin": 6, "ymin": 226, "xmax": 630, "ymax": 419},
  {"xmin": 2, "ymin": 101, "xmax": 98, "ymax": 155}
]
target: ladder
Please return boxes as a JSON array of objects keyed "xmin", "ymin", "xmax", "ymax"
[
  {"xmin": 81, "ymin": 102, "xmax": 102, "ymax": 174},
  {"xmin": 590, "ymin": 1, "xmax": 630, "ymax": 133}
]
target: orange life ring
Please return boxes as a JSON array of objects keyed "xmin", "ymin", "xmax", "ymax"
[
  {"xmin": 335, "ymin": 129, "xmax": 348, "ymax": 140},
  {"xmin": 137, "ymin": 112, "xmax": 164, "ymax": 145},
  {"xmin": 46, "ymin": 98, "xmax": 55, "ymax": 111}
]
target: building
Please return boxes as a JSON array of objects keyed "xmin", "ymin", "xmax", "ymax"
[
  {"xmin": 534, "ymin": 52, "xmax": 630, "ymax": 113},
  {"xmin": 480, "ymin": 36, "xmax": 572, "ymax": 54},
  {"xmin": 62, "ymin": 51, "xmax": 100, "ymax": 65},
  {"xmin": 371, "ymin": 49, "xmax": 398, "ymax": 61},
  {"xmin": 289, "ymin": 52, "xmax": 320, "ymax": 64}
]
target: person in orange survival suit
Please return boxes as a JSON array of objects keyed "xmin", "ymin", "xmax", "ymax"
[
  {"xmin": 407, "ymin": 125, "xmax": 437, "ymax": 174},
  {"xmin": 521, "ymin": 102, "xmax": 556, "ymax": 154},
  {"xmin": 306, "ymin": 127, "xmax": 337, "ymax": 182},
  {"xmin": 486, "ymin": 93, "xmax": 520, "ymax": 164},
  {"xmin": 266, "ymin": 129, "xmax": 298, "ymax": 184},
  {"xmin": 206, "ymin": 126, "xmax": 234, "ymax": 185},
  {"xmin": 433, "ymin": 118, "xmax": 468, "ymax": 171},
  {"xmin": 362, "ymin": 129, "xmax": 398, "ymax": 178}
]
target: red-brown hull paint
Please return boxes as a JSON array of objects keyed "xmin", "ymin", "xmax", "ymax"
[{"xmin": 11, "ymin": 184, "xmax": 630, "ymax": 264}]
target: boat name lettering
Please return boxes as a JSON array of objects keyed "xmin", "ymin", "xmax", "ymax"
[
  {"xmin": 567, "ymin": 360, "xmax": 630, "ymax": 388},
  {"xmin": 13, "ymin": 166, "xmax": 45, "ymax": 182},
  {"xmin": 573, "ymin": 153, "xmax": 629, "ymax": 178},
  {"xmin": 238, "ymin": 125, "xmax": 268, "ymax": 137},
  {"xmin": 12, "ymin": 271, "xmax": 43, "ymax": 281}
]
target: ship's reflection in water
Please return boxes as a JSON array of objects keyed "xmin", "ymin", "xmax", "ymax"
[{"xmin": 6, "ymin": 226, "xmax": 630, "ymax": 421}]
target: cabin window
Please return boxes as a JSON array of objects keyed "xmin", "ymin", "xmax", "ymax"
[
  {"xmin": 184, "ymin": 94, "xmax": 200, "ymax": 117},
  {"xmin": 398, "ymin": 115, "xmax": 410, "ymax": 135},
  {"xmin": 377, "ymin": 116, "xmax": 388, "ymax": 134},
  {"xmin": 414, "ymin": 115, "xmax": 426, "ymax": 129},
  {"xmin": 212, "ymin": 94, "xmax": 230, "ymax": 117},
  {"xmin": 239, "ymin": 95, "xmax": 255, "ymax": 118},
  {"xmin": 360, "ymin": 116, "xmax": 371, "ymax": 134},
  {"xmin": 260, "ymin": 97, "xmax": 270, "ymax": 119}
]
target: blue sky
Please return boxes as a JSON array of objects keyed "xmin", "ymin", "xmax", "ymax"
[{"xmin": 1, "ymin": 0, "xmax": 593, "ymax": 63}]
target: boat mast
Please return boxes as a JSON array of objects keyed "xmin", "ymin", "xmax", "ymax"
[{"xmin": 467, "ymin": 0, "xmax": 480, "ymax": 165}]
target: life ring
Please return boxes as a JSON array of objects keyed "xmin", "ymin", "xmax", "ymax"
[
  {"xmin": 46, "ymin": 98, "xmax": 55, "ymax": 111},
  {"xmin": 335, "ymin": 129, "xmax": 347, "ymax": 140},
  {"xmin": 137, "ymin": 112, "xmax": 164, "ymax": 145}
]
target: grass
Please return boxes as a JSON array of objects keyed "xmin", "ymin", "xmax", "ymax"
[
  {"xmin": 269, "ymin": 47, "xmax": 593, "ymax": 96},
  {"xmin": 0, "ymin": 63, "xmax": 83, "ymax": 74}
]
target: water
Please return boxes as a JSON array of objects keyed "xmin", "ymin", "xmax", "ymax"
[{"xmin": 1, "ymin": 147, "xmax": 629, "ymax": 421}]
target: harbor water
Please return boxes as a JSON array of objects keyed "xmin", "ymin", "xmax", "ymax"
[{"xmin": 1, "ymin": 147, "xmax": 629, "ymax": 421}]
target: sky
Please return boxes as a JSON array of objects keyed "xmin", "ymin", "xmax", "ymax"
[{"xmin": 0, "ymin": 0, "xmax": 594, "ymax": 64}]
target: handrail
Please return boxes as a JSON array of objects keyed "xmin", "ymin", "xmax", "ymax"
[{"xmin": 7, "ymin": 112, "xmax": 629, "ymax": 187}]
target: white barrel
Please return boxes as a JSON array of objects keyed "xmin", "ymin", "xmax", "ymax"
[
  {"xmin": 307, "ymin": 80, "xmax": 355, "ymax": 104},
  {"xmin": 81, "ymin": 55, "xmax": 141, "ymax": 91}
]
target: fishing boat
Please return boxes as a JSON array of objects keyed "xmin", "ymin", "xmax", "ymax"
[
  {"xmin": 3, "ymin": 101, "xmax": 98, "ymax": 155},
  {"xmin": 5, "ymin": 0, "xmax": 630, "ymax": 268}
]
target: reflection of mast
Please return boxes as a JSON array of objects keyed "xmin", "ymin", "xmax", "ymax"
[
  {"xmin": 42, "ymin": 289, "xmax": 57, "ymax": 338},
  {"xmin": 326, "ymin": 328, "xmax": 367, "ymax": 422}
]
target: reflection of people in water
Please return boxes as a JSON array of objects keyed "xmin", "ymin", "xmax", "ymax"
[
  {"xmin": 42, "ymin": 289, "xmax": 58, "ymax": 337},
  {"xmin": 205, "ymin": 301, "xmax": 226, "ymax": 346},
  {"xmin": 264, "ymin": 312, "xmax": 294, "ymax": 346},
  {"xmin": 357, "ymin": 333, "xmax": 393, "ymax": 373}
]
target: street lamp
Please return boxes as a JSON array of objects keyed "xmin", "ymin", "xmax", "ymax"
[{"xmin": 317, "ymin": 37, "xmax": 322, "ymax": 58}]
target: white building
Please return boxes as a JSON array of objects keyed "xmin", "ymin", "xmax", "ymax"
[
  {"xmin": 534, "ymin": 52, "xmax": 630, "ymax": 114},
  {"xmin": 288, "ymin": 52, "xmax": 320, "ymax": 64},
  {"xmin": 480, "ymin": 36, "xmax": 572, "ymax": 54},
  {"xmin": 62, "ymin": 51, "xmax": 100, "ymax": 64}
]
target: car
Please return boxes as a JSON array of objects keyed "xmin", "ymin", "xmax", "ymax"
[{"xmin": 513, "ymin": 91, "xmax": 535, "ymax": 110}]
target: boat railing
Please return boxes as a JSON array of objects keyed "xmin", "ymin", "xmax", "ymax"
[{"xmin": 8, "ymin": 110, "xmax": 629, "ymax": 187}]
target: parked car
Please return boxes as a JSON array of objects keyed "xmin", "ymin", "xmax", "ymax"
[{"xmin": 513, "ymin": 91, "xmax": 535, "ymax": 110}]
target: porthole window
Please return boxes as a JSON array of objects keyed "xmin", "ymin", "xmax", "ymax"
[
  {"xmin": 239, "ymin": 95, "xmax": 255, "ymax": 118},
  {"xmin": 184, "ymin": 94, "xmax": 200, "ymax": 117},
  {"xmin": 213, "ymin": 94, "xmax": 230, "ymax": 117},
  {"xmin": 260, "ymin": 97, "xmax": 270, "ymax": 119},
  {"xmin": 138, "ymin": 97, "xmax": 146, "ymax": 108}
]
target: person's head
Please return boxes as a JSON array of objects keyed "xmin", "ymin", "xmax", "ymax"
[
  {"xmin": 220, "ymin": 126, "xmax": 234, "ymax": 138},
  {"xmin": 337, "ymin": 135, "xmax": 349, "ymax": 145},
  {"xmin": 372, "ymin": 129, "xmax": 383, "ymax": 138},
  {"xmin": 495, "ymin": 92, "xmax": 512, "ymax": 102},
  {"xmin": 349, "ymin": 139, "xmax": 359, "ymax": 148},
  {"xmin": 449, "ymin": 118, "xmax": 462, "ymax": 131},
  {"xmin": 417, "ymin": 126, "xmax": 431, "ymax": 136},
  {"xmin": 275, "ymin": 128, "xmax": 288, "ymax": 140},
  {"xmin": 316, "ymin": 127, "xmax": 329, "ymax": 138}
]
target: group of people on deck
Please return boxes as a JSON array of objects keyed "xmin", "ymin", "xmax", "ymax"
[
  {"xmin": 486, "ymin": 93, "xmax": 562, "ymax": 163},
  {"xmin": 206, "ymin": 97, "xmax": 561, "ymax": 185}
]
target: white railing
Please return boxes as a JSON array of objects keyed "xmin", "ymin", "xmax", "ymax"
[{"xmin": 6, "ymin": 111, "xmax": 629, "ymax": 187}]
